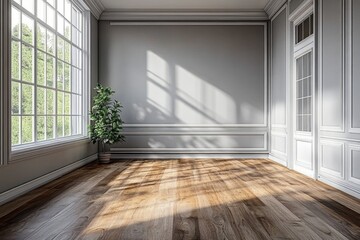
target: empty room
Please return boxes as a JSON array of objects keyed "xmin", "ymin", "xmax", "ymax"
[{"xmin": 0, "ymin": 0, "xmax": 359, "ymax": 239}]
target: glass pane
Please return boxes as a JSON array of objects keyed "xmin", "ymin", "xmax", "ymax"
[
  {"xmin": 64, "ymin": 93, "xmax": 70, "ymax": 114},
  {"xmin": 11, "ymin": 41, "xmax": 20, "ymax": 80},
  {"xmin": 46, "ymin": 4, "xmax": 55, "ymax": 29},
  {"xmin": 71, "ymin": 116, "xmax": 81, "ymax": 134},
  {"xmin": 37, "ymin": 0, "xmax": 46, "ymax": 22},
  {"xmin": 22, "ymin": 44, "xmax": 34, "ymax": 82},
  {"xmin": 71, "ymin": 67, "xmax": 79, "ymax": 93},
  {"xmin": 64, "ymin": 0, "xmax": 71, "ymax": 21},
  {"xmin": 57, "ymin": 92, "xmax": 64, "ymax": 114},
  {"xmin": 12, "ymin": 7, "xmax": 21, "ymax": 38},
  {"xmin": 46, "ymin": 116, "xmax": 55, "ymax": 139},
  {"xmin": 72, "ymin": 7, "xmax": 78, "ymax": 28},
  {"xmin": 22, "ymin": 14, "xmax": 34, "ymax": 45},
  {"xmin": 297, "ymin": 116, "xmax": 302, "ymax": 132},
  {"xmin": 46, "ymin": 55, "xmax": 55, "ymax": 87},
  {"xmin": 65, "ymin": 20, "xmax": 71, "ymax": 40},
  {"xmin": 37, "ymin": 116, "xmax": 46, "ymax": 141},
  {"xmin": 12, "ymin": 82, "xmax": 21, "ymax": 114},
  {"xmin": 22, "ymin": 84, "xmax": 34, "ymax": 114},
  {"xmin": 57, "ymin": 37, "xmax": 64, "ymax": 60},
  {"xmin": 46, "ymin": 30, "xmax": 55, "ymax": 55},
  {"xmin": 57, "ymin": 14, "xmax": 64, "ymax": 35},
  {"xmin": 12, "ymin": 116, "xmax": 20, "ymax": 145},
  {"xmin": 57, "ymin": 116, "xmax": 64, "ymax": 137},
  {"xmin": 37, "ymin": 24, "xmax": 46, "ymax": 51},
  {"xmin": 37, "ymin": 87, "xmax": 46, "ymax": 114},
  {"xmin": 46, "ymin": 89, "xmax": 55, "ymax": 114},
  {"xmin": 22, "ymin": 116, "xmax": 34, "ymax": 143},
  {"xmin": 72, "ymin": 26, "xmax": 78, "ymax": 46},
  {"xmin": 64, "ymin": 116, "xmax": 71, "ymax": 136},
  {"xmin": 57, "ymin": 60, "xmax": 64, "ymax": 89},
  {"xmin": 37, "ymin": 51, "xmax": 45, "ymax": 85},
  {"xmin": 22, "ymin": 0, "xmax": 35, "ymax": 14},
  {"xmin": 71, "ymin": 94, "xmax": 81, "ymax": 115},
  {"xmin": 304, "ymin": 17, "xmax": 310, "ymax": 39},
  {"xmin": 57, "ymin": 0, "xmax": 64, "ymax": 15},
  {"xmin": 64, "ymin": 41, "xmax": 70, "ymax": 63},
  {"xmin": 64, "ymin": 63, "xmax": 70, "ymax": 91}
]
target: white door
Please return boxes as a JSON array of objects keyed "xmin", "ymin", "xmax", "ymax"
[{"xmin": 293, "ymin": 46, "xmax": 315, "ymax": 178}]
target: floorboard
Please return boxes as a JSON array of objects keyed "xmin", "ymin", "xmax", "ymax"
[{"xmin": 0, "ymin": 158, "xmax": 359, "ymax": 240}]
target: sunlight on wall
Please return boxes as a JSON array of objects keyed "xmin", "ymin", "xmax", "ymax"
[
  {"xmin": 146, "ymin": 51, "xmax": 171, "ymax": 117},
  {"xmin": 175, "ymin": 66, "xmax": 236, "ymax": 124}
]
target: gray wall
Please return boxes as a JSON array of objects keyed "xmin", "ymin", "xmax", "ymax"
[
  {"xmin": 318, "ymin": 0, "xmax": 360, "ymax": 195},
  {"xmin": 270, "ymin": 7, "xmax": 288, "ymax": 165},
  {"xmin": 0, "ymin": 14, "xmax": 99, "ymax": 194},
  {"xmin": 99, "ymin": 22, "xmax": 268, "ymax": 154}
]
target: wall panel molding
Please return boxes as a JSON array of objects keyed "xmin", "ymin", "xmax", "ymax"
[
  {"xmin": 347, "ymin": 144, "xmax": 360, "ymax": 186},
  {"xmin": 112, "ymin": 132, "xmax": 268, "ymax": 153},
  {"xmin": 319, "ymin": 139, "xmax": 345, "ymax": 179},
  {"xmin": 101, "ymin": 10, "xmax": 268, "ymax": 21},
  {"xmin": 319, "ymin": 0, "xmax": 345, "ymax": 132},
  {"xmin": 348, "ymin": 0, "xmax": 360, "ymax": 133}
]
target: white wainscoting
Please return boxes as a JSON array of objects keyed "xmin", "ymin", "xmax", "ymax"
[{"xmin": 319, "ymin": 139, "xmax": 345, "ymax": 179}]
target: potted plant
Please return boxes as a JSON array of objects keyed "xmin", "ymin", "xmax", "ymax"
[{"xmin": 89, "ymin": 84, "xmax": 125, "ymax": 163}]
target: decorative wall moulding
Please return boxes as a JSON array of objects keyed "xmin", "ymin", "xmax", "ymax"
[
  {"xmin": 100, "ymin": 10, "xmax": 269, "ymax": 21},
  {"xmin": 83, "ymin": 0, "xmax": 105, "ymax": 19},
  {"xmin": 265, "ymin": 0, "xmax": 287, "ymax": 19}
]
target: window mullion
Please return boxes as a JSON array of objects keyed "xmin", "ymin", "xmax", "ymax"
[{"xmin": 33, "ymin": 0, "xmax": 38, "ymax": 144}]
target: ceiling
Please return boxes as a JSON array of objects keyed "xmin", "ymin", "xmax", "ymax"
[{"xmin": 98, "ymin": 0, "xmax": 270, "ymax": 11}]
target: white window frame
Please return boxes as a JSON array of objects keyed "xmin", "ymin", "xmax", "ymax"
[{"xmin": 8, "ymin": 0, "xmax": 91, "ymax": 162}]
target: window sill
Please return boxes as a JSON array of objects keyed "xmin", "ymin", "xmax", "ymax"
[{"xmin": 10, "ymin": 136, "xmax": 94, "ymax": 163}]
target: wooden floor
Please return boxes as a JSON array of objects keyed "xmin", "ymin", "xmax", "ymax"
[{"xmin": 0, "ymin": 159, "xmax": 359, "ymax": 240}]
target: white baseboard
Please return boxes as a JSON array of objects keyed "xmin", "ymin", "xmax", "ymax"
[
  {"xmin": 318, "ymin": 177, "xmax": 360, "ymax": 199},
  {"xmin": 111, "ymin": 153, "xmax": 270, "ymax": 160},
  {"xmin": 0, "ymin": 154, "xmax": 97, "ymax": 206},
  {"xmin": 268, "ymin": 154, "xmax": 288, "ymax": 167}
]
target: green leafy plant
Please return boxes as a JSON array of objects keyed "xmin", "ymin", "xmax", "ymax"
[{"xmin": 89, "ymin": 84, "xmax": 125, "ymax": 151}]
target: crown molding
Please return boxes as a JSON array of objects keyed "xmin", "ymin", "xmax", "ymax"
[
  {"xmin": 83, "ymin": 0, "xmax": 105, "ymax": 19},
  {"xmin": 264, "ymin": 0, "xmax": 287, "ymax": 19},
  {"xmin": 100, "ymin": 10, "xmax": 268, "ymax": 21}
]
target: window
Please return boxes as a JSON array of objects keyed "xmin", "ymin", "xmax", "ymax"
[
  {"xmin": 11, "ymin": 0, "xmax": 86, "ymax": 148},
  {"xmin": 296, "ymin": 51, "xmax": 312, "ymax": 132},
  {"xmin": 295, "ymin": 14, "xmax": 313, "ymax": 44}
]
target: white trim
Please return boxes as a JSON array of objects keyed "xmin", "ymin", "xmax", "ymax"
[
  {"xmin": 0, "ymin": 153, "xmax": 97, "ymax": 206},
  {"xmin": 347, "ymin": 144, "xmax": 360, "ymax": 186},
  {"xmin": 348, "ymin": 0, "xmax": 360, "ymax": 134},
  {"xmin": 102, "ymin": 10, "xmax": 268, "ymax": 21},
  {"xmin": 319, "ymin": 139, "xmax": 345, "ymax": 179},
  {"xmin": 0, "ymin": 0, "xmax": 4, "ymax": 166},
  {"xmin": 82, "ymin": 0, "xmax": 104, "ymax": 19},
  {"xmin": 320, "ymin": 136, "xmax": 360, "ymax": 143},
  {"xmin": 289, "ymin": 0, "xmax": 313, "ymax": 22},
  {"xmin": 265, "ymin": 0, "xmax": 287, "ymax": 19},
  {"xmin": 319, "ymin": 176, "xmax": 360, "ymax": 199},
  {"xmin": 121, "ymin": 131, "xmax": 266, "ymax": 136},
  {"xmin": 111, "ymin": 153, "xmax": 269, "ymax": 160},
  {"xmin": 318, "ymin": 0, "xmax": 345, "ymax": 133},
  {"xmin": 123, "ymin": 123, "xmax": 267, "ymax": 128},
  {"xmin": 268, "ymin": 154, "xmax": 287, "ymax": 166}
]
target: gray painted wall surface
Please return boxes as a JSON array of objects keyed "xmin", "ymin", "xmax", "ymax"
[
  {"xmin": 290, "ymin": 0, "xmax": 305, "ymax": 13},
  {"xmin": 352, "ymin": 0, "xmax": 360, "ymax": 129},
  {"xmin": 271, "ymin": 9, "xmax": 287, "ymax": 126},
  {"xmin": 99, "ymin": 22, "xmax": 268, "ymax": 153},
  {"xmin": 0, "ymin": 14, "xmax": 98, "ymax": 194},
  {"xmin": 321, "ymin": 0, "xmax": 343, "ymax": 128},
  {"xmin": 270, "ymin": 7, "xmax": 288, "ymax": 164}
]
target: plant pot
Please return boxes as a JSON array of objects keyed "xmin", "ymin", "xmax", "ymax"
[{"xmin": 98, "ymin": 152, "xmax": 112, "ymax": 164}]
